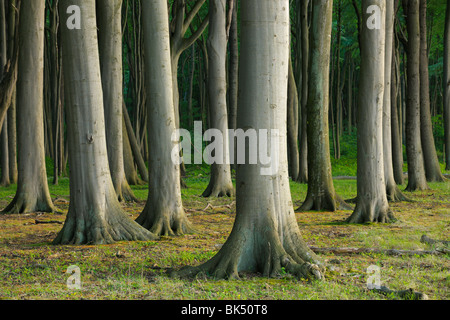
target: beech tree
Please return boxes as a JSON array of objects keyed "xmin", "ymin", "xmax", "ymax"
[
  {"xmin": 97, "ymin": 0, "xmax": 138, "ymax": 202},
  {"xmin": 347, "ymin": 0, "xmax": 394, "ymax": 224},
  {"xmin": 202, "ymin": 0, "xmax": 234, "ymax": 198},
  {"xmin": 136, "ymin": 0, "xmax": 194, "ymax": 236},
  {"xmin": 382, "ymin": 0, "xmax": 409, "ymax": 202},
  {"xmin": 445, "ymin": 0, "xmax": 450, "ymax": 171},
  {"xmin": 418, "ymin": 0, "xmax": 446, "ymax": 182},
  {"xmin": 404, "ymin": 0, "xmax": 429, "ymax": 192},
  {"xmin": 53, "ymin": 0, "xmax": 156, "ymax": 244},
  {"xmin": 171, "ymin": 0, "xmax": 323, "ymax": 280},
  {"xmin": 3, "ymin": 0, "xmax": 56, "ymax": 214},
  {"xmin": 297, "ymin": 0, "xmax": 350, "ymax": 212}
]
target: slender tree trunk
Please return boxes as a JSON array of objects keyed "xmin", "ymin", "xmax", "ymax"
[
  {"xmin": 202, "ymin": 0, "xmax": 234, "ymax": 198},
  {"xmin": 172, "ymin": 0, "xmax": 323, "ymax": 280},
  {"xmin": 287, "ymin": 56, "xmax": 300, "ymax": 180},
  {"xmin": 391, "ymin": 37, "xmax": 405, "ymax": 185},
  {"xmin": 419, "ymin": 0, "xmax": 446, "ymax": 182},
  {"xmin": 404, "ymin": 0, "xmax": 429, "ymax": 192},
  {"xmin": 136, "ymin": 0, "xmax": 193, "ymax": 236},
  {"xmin": 0, "ymin": 119, "xmax": 10, "ymax": 186},
  {"xmin": 445, "ymin": 0, "xmax": 450, "ymax": 170},
  {"xmin": 296, "ymin": 0, "xmax": 309, "ymax": 183},
  {"xmin": 97, "ymin": 0, "xmax": 138, "ymax": 202},
  {"xmin": 3, "ymin": 0, "xmax": 55, "ymax": 214},
  {"xmin": 227, "ymin": 1, "xmax": 238, "ymax": 133},
  {"xmin": 54, "ymin": 0, "xmax": 156, "ymax": 244},
  {"xmin": 298, "ymin": 0, "xmax": 351, "ymax": 212},
  {"xmin": 348, "ymin": 0, "xmax": 394, "ymax": 224},
  {"xmin": 383, "ymin": 0, "xmax": 409, "ymax": 202}
]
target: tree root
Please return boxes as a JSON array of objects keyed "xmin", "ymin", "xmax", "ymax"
[
  {"xmin": 136, "ymin": 209, "xmax": 195, "ymax": 237},
  {"xmin": 346, "ymin": 203, "xmax": 395, "ymax": 224},
  {"xmin": 2, "ymin": 195, "xmax": 56, "ymax": 214},
  {"xmin": 202, "ymin": 183, "xmax": 235, "ymax": 198},
  {"xmin": 297, "ymin": 193, "xmax": 352, "ymax": 212}
]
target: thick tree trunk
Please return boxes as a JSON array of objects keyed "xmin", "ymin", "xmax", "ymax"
[
  {"xmin": 3, "ymin": 0, "xmax": 55, "ymax": 214},
  {"xmin": 404, "ymin": 0, "xmax": 429, "ymax": 192},
  {"xmin": 445, "ymin": 0, "xmax": 450, "ymax": 171},
  {"xmin": 227, "ymin": 2, "xmax": 238, "ymax": 134},
  {"xmin": 202, "ymin": 0, "xmax": 234, "ymax": 198},
  {"xmin": 172, "ymin": 0, "xmax": 323, "ymax": 280},
  {"xmin": 97, "ymin": 0, "xmax": 138, "ymax": 202},
  {"xmin": 419, "ymin": 0, "xmax": 446, "ymax": 182},
  {"xmin": 53, "ymin": 0, "xmax": 156, "ymax": 244},
  {"xmin": 136, "ymin": 0, "xmax": 193, "ymax": 236},
  {"xmin": 297, "ymin": 0, "xmax": 350, "ymax": 212},
  {"xmin": 347, "ymin": 0, "xmax": 394, "ymax": 224}
]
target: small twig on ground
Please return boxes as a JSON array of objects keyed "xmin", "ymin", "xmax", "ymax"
[
  {"xmin": 370, "ymin": 286, "xmax": 429, "ymax": 300},
  {"xmin": 35, "ymin": 220, "xmax": 63, "ymax": 225},
  {"xmin": 420, "ymin": 234, "xmax": 450, "ymax": 246},
  {"xmin": 309, "ymin": 246, "xmax": 446, "ymax": 256}
]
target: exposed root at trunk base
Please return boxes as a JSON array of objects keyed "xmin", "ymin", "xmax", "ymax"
[
  {"xmin": 386, "ymin": 185, "xmax": 411, "ymax": 203},
  {"xmin": 202, "ymin": 183, "xmax": 235, "ymax": 198},
  {"xmin": 53, "ymin": 205, "xmax": 158, "ymax": 245},
  {"xmin": 2, "ymin": 195, "xmax": 56, "ymax": 214},
  {"xmin": 169, "ymin": 236, "xmax": 323, "ymax": 281},
  {"xmin": 346, "ymin": 204, "xmax": 395, "ymax": 224},
  {"xmin": 297, "ymin": 193, "xmax": 353, "ymax": 212},
  {"xmin": 136, "ymin": 208, "xmax": 195, "ymax": 237}
]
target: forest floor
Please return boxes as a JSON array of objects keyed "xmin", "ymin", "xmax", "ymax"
[{"xmin": 0, "ymin": 165, "xmax": 449, "ymax": 300}]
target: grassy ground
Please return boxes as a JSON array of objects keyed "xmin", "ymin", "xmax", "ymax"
[{"xmin": 0, "ymin": 162, "xmax": 449, "ymax": 300}]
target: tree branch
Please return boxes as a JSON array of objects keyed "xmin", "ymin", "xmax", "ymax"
[
  {"xmin": 181, "ymin": 12, "xmax": 209, "ymax": 53},
  {"xmin": 182, "ymin": 0, "xmax": 208, "ymax": 35}
]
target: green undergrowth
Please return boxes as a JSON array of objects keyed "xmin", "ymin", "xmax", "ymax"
[{"xmin": 0, "ymin": 164, "xmax": 448, "ymax": 300}]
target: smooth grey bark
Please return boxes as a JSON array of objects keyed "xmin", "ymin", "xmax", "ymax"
[
  {"xmin": 0, "ymin": 119, "xmax": 10, "ymax": 186},
  {"xmin": 227, "ymin": 1, "xmax": 238, "ymax": 133},
  {"xmin": 419, "ymin": 0, "xmax": 446, "ymax": 182},
  {"xmin": 404, "ymin": 0, "xmax": 429, "ymax": 192},
  {"xmin": 391, "ymin": 37, "xmax": 405, "ymax": 185},
  {"xmin": 170, "ymin": 0, "xmax": 209, "ymax": 129},
  {"xmin": 97, "ymin": 0, "xmax": 138, "ymax": 202},
  {"xmin": 297, "ymin": 0, "xmax": 309, "ymax": 183},
  {"xmin": 53, "ymin": 0, "xmax": 156, "ymax": 244},
  {"xmin": 445, "ymin": 0, "xmax": 450, "ymax": 171},
  {"xmin": 347, "ymin": 0, "xmax": 394, "ymax": 224},
  {"xmin": 383, "ymin": 0, "xmax": 409, "ymax": 202},
  {"xmin": 287, "ymin": 56, "xmax": 300, "ymax": 180},
  {"xmin": 297, "ymin": 0, "xmax": 351, "ymax": 212},
  {"xmin": 136, "ymin": 0, "xmax": 193, "ymax": 236},
  {"xmin": 3, "ymin": 0, "xmax": 56, "ymax": 214},
  {"xmin": 172, "ymin": 0, "xmax": 323, "ymax": 280},
  {"xmin": 202, "ymin": 0, "xmax": 234, "ymax": 198}
]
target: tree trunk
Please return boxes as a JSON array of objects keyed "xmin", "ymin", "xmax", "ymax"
[
  {"xmin": 445, "ymin": 0, "xmax": 450, "ymax": 171},
  {"xmin": 136, "ymin": 0, "xmax": 193, "ymax": 236},
  {"xmin": 347, "ymin": 0, "xmax": 394, "ymax": 223},
  {"xmin": 297, "ymin": 0, "xmax": 309, "ymax": 184},
  {"xmin": 297, "ymin": 0, "xmax": 351, "ymax": 212},
  {"xmin": 3, "ymin": 0, "xmax": 55, "ymax": 214},
  {"xmin": 172, "ymin": 0, "xmax": 323, "ymax": 280},
  {"xmin": 0, "ymin": 119, "xmax": 10, "ymax": 187},
  {"xmin": 202, "ymin": 0, "xmax": 234, "ymax": 198},
  {"xmin": 419, "ymin": 0, "xmax": 446, "ymax": 182},
  {"xmin": 383, "ymin": 0, "xmax": 409, "ymax": 202},
  {"xmin": 97, "ymin": 0, "xmax": 138, "ymax": 202},
  {"xmin": 404, "ymin": 0, "xmax": 429, "ymax": 192},
  {"xmin": 287, "ymin": 55, "xmax": 300, "ymax": 180},
  {"xmin": 391, "ymin": 30, "xmax": 405, "ymax": 185},
  {"xmin": 53, "ymin": 0, "xmax": 156, "ymax": 244}
]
